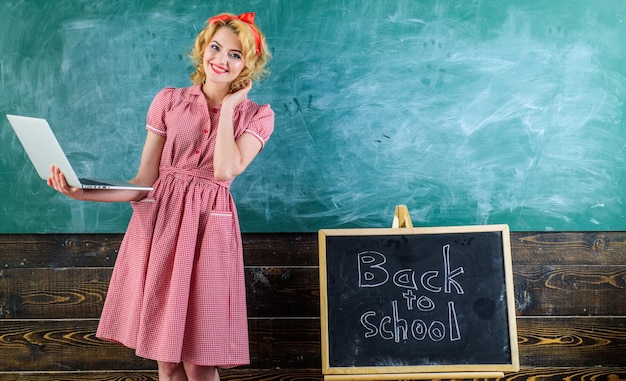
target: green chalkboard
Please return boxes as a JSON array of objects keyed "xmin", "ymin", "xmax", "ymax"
[{"xmin": 1, "ymin": 0, "xmax": 625, "ymax": 233}]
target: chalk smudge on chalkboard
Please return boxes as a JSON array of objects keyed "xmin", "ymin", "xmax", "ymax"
[{"xmin": 473, "ymin": 297, "xmax": 496, "ymax": 320}]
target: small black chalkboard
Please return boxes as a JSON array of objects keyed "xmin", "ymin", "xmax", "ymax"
[{"xmin": 318, "ymin": 223, "xmax": 519, "ymax": 379}]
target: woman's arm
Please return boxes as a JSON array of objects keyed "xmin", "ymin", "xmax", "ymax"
[
  {"xmin": 47, "ymin": 131, "xmax": 165, "ymax": 202},
  {"xmin": 213, "ymin": 81, "xmax": 263, "ymax": 182}
]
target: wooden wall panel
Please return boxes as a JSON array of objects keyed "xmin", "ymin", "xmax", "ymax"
[
  {"xmin": 1, "ymin": 317, "xmax": 624, "ymax": 371},
  {"xmin": 0, "ymin": 232, "xmax": 625, "ymax": 380},
  {"xmin": 1, "ymin": 265, "xmax": 624, "ymax": 319},
  {"xmin": 513, "ymin": 265, "xmax": 626, "ymax": 316},
  {"xmin": 510, "ymin": 232, "xmax": 626, "ymax": 266}
]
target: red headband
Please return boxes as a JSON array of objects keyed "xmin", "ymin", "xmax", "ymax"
[{"xmin": 208, "ymin": 12, "xmax": 262, "ymax": 56}]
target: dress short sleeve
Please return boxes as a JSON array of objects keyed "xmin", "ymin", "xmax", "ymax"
[
  {"xmin": 244, "ymin": 103, "xmax": 274, "ymax": 150},
  {"xmin": 146, "ymin": 87, "xmax": 174, "ymax": 137}
]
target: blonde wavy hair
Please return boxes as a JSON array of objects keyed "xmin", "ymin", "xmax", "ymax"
[{"xmin": 189, "ymin": 13, "xmax": 271, "ymax": 92}]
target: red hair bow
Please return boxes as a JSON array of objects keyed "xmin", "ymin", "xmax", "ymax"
[{"xmin": 207, "ymin": 12, "xmax": 261, "ymax": 56}]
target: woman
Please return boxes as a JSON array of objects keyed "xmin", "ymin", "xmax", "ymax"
[{"xmin": 48, "ymin": 12, "xmax": 273, "ymax": 381}]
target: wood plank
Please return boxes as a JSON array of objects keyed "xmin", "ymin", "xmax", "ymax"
[
  {"xmin": 1, "ymin": 368, "xmax": 626, "ymax": 381},
  {"xmin": 0, "ymin": 267, "xmax": 320, "ymax": 319},
  {"xmin": 500, "ymin": 367, "xmax": 626, "ymax": 381},
  {"xmin": 1, "ymin": 231, "xmax": 625, "ymax": 268},
  {"xmin": 0, "ymin": 233, "xmax": 319, "ymax": 268},
  {"xmin": 246, "ymin": 267, "xmax": 320, "ymax": 317},
  {"xmin": 0, "ymin": 234, "xmax": 121, "ymax": 268},
  {"xmin": 243, "ymin": 233, "xmax": 319, "ymax": 266},
  {"xmin": 513, "ymin": 265, "xmax": 626, "ymax": 316},
  {"xmin": 0, "ymin": 319, "xmax": 154, "ymax": 371},
  {"xmin": 0, "ymin": 318, "xmax": 321, "ymax": 371},
  {"xmin": 510, "ymin": 232, "xmax": 626, "ymax": 265},
  {"xmin": 0, "ymin": 317, "xmax": 624, "ymax": 372},
  {"xmin": 517, "ymin": 317, "xmax": 626, "ymax": 367},
  {"xmin": 0, "ymin": 268, "xmax": 110, "ymax": 319},
  {"xmin": 0, "ymin": 372, "xmax": 165, "ymax": 381},
  {"xmin": 242, "ymin": 231, "xmax": 626, "ymax": 267},
  {"xmin": 2, "ymin": 265, "xmax": 624, "ymax": 319},
  {"xmin": 248, "ymin": 318, "xmax": 321, "ymax": 368}
]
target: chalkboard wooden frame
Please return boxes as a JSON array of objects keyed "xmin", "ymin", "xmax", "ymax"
[{"xmin": 318, "ymin": 224, "xmax": 519, "ymax": 379}]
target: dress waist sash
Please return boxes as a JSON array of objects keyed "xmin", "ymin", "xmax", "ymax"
[{"xmin": 159, "ymin": 165, "xmax": 231, "ymax": 189}]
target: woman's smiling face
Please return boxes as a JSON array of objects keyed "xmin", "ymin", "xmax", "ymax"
[{"xmin": 203, "ymin": 27, "xmax": 246, "ymax": 87}]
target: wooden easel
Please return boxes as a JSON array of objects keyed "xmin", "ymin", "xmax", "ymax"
[
  {"xmin": 323, "ymin": 205, "xmax": 506, "ymax": 381},
  {"xmin": 392, "ymin": 204, "xmax": 414, "ymax": 229}
]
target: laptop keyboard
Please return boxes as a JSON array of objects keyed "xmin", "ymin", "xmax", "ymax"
[{"xmin": 79, "ymin": 178, "xmax": 112, "ymax": 186}]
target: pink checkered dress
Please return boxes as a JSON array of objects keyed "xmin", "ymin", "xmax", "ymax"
[{"xmin": 96, "ymin": 85, "xmax": 274, "ymax": 367}]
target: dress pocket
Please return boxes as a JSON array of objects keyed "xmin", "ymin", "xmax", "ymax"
[
  {"xmin": 206, "ymin": 210, "xmax": 235, "ymax": 254},
  {"xmin": 128, "ymin": 197, "xmax": 158, "ymax": 240}
]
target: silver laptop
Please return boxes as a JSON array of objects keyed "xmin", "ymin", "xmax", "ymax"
[{"xmin": 6, "ymin": 114, "xmax": 153, "ymax": 190}]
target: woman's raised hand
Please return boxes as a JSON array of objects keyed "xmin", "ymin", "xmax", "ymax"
[{"xmin": 223, "ymin": 80, "xmax": 252, "ymax": 110}]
